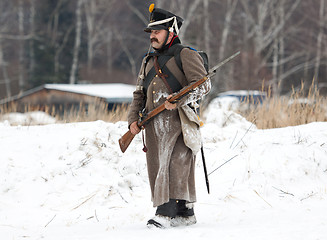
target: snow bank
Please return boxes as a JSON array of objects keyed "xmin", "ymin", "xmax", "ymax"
[
  {"xmin": 1, "ymin": 111, "xmax": 56, "ymax": 126},
  {"xmin": 1, "ymin": 109, "xmax": 327, "ymax": 239}
]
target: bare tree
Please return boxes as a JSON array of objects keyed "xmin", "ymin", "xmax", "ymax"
[
  {"xmin": 0, "ymin": 0, "xmax": 14, "ymax": 98},
  {"xmin": 47, "ymin": 0, "xmax": 64, "ymax": 46},
  {"xmin": 69, "ymin": 0, "xmax": 84, "ymax": 84},
  {"xmin": 241, "ymin": 0, "xmax": 302, "ymax": 95},
  {"xmin": 271, "ymin": 1, "xmax": 282, "ymax": 95},
  {"xmin": 125, "ymin": 0, "xmax": 148, "ymax": 25},
  {"xmin": 217, "ymin": 0, "xmax": 238, "ymax": 91},
  {"xmin": 314, "ymin": 0, "xmax": 325, "ymax": 81},
  {"xmin": 218, "ymin": 0, "xmax": 238, "ymax": 62},
  {"xmin": 1, "ymin": 0, "xmax": 327, "ymax": 100},
  {"xmin": 107, "ymin": 30, "xmax": 113, "ymax": 74},
  {"xmin": 84, "ymin": 0, "xmax": 120, "ymax": 80},
  {"xmin": 18, "ymin": 0, "xmax": 25, "ymax": 93},
  {"xmin": 115, "ymin": 29, "xmax": 137, "ymax": 79},
  {"xmin": 28, "ymin": 0, "xmax": 36, "ymax": 81},
  {"xmin": 84, "ymin": 0, "xmax": 109, "ymax": 76},
  {"xmin": 55, "ymin": 25, "xmax": 74, "ymax": 74},
  {"xmin": 0, "ymin": 39, "xmax": 11, "ymax": 98},
  {"xmin": 203, "ymin": 0, "xmax": 210, "ymax": 58},
  {"xmin": 176, "ymin": 0, "xmax": 202, "ymax": 41}
]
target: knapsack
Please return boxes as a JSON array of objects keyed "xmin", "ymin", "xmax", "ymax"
[{"xmin": 173, "ymin": 44, "xmax": 209, "ymax": 73}]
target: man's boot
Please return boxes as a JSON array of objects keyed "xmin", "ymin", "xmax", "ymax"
[
  {"xmin": 147, "ymin": 199, "xmax": 179, "ymax": 228},
  {"xmin": 170, "ymin": 200, "xmax": 197, "ymax": 227}
]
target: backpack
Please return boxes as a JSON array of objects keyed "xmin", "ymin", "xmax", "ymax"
[
  {"xmin": 170, "ymin": 44, "xmax": 209, "ymax": 116},
  {"xmin": 173, "ymin": 44, "xmax": 209, "ymax": 73}
]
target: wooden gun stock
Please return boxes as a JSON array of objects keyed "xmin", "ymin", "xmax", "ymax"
[
  {"xmin": 118, "ymin": 51, "xmax": 240, "ymax": 153},
  {"xmin": 118, "ymin": 130, "xmax": 136, "ymax": 153}
]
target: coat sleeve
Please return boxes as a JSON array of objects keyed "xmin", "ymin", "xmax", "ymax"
[
  {"xmin": 127, "ymin": 90, "xmax": 145, "ymax": 127},
  {"xmin": 127, "ymin": 57, "xmax": 147, "ymax": 127},
  {"xmin": 174, "ymin": 48, "xmax": 211, "ymax": 108}
]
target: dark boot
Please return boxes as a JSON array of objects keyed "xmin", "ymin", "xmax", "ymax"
[
  {"xmin": 176, "ymin": 200, "xmax": 194, "ymax": 217},
  {"xmin": 147, "ymin": 199, "xmax": 179, "ymax": 228},
  {"xmin": 171, "ymin": 200, "xmax": 196, "ymax": 227},
  {"xmin": 155, "ymin": 199, "xmax": 179, "ymax": 218},
  {"xmin": 147, "ymin": 199, "xmax": 196, "ymax": 228}
]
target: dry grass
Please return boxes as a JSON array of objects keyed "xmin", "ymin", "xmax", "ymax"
[
  {"xmin": 56, "ymin": 101, "xmax": 130, "ymax": 123},
  {"xmin": 239, "ymin": 81, "xmax": 327, "ymax": 129},
  {"xmin": 0, "ymin": 99, "xmax": 129, "ymax": 124},
  {"xmin": 1, "ymin": 82, "xmax": 326, "ymax": 128}
]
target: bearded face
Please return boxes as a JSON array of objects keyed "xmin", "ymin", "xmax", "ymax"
[{"xmin": 150, "ymin": 29, "xmax": 172, "ymax": 50}]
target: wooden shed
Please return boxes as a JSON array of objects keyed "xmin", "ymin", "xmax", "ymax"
[{"xmin": 0, "ymin": 83, "xmax": 135, "ymax": 113}]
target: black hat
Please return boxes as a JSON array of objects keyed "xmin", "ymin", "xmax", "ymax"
[{"xmin": 144, "ymin": 4, "xmax": 183, "ymax": 35}]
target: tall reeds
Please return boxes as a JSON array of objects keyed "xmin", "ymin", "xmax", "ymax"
[
  {"xmin": 240, "ymin": 81, "xmax": 327, "ymax": 129},
  {"xmin": 1, "ymin": 81, "xmax": 326, "ymax": 129},
  {"xmin": 0, "ymin": 99, "xmax": 129, "ymax": 124}
]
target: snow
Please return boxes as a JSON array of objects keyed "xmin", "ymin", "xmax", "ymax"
[
  {"xmin": 1, "ymin": 106, "xmax": 327, "ymax": 240},
  {"xmin": 1, "ymin": 111, "xmax": 56, "ymax": 126}
]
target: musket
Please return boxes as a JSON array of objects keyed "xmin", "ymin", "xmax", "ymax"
[{"xmin": 118, "ymin": 50, "xmax": 240, "ymax": 153}]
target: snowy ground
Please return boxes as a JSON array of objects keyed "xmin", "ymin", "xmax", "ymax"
[{"xmin": 1, "ymin": 107, "xmax": 327, "ymax": 240}]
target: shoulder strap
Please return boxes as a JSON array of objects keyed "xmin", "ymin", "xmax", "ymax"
[
  {"xmin": 160, "ymin": 62, "xmax": 183, "ymax": 93},
  {"xmin": 172, "ymin": 44, "xmax": 185, "ymax": 73},
  {"xmin": 143, "ymin": 54, "xmax": 173, "ymax": 95}
]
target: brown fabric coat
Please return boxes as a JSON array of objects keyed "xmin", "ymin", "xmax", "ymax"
[{"xmin": 128, "ymin": 47, "xmax": 211, "ymax": 207}]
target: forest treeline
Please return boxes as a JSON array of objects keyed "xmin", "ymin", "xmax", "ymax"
[{"xmin": 0, "ymin": 0, "xmax": 326, "ymax": 102}]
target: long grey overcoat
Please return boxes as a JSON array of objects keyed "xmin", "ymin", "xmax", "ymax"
[{"xmin": 128, "ymin": 47, "xmax": 211, "ymax": 207}]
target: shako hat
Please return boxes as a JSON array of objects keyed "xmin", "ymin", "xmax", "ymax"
[{"xmin": 144, "ymin": 4, "xmax": 183, "ymax": 35}]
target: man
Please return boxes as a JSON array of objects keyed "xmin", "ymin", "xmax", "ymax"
[{"xmin": 127, "ymin": 4, "xmax": 211, "ymax": 228}]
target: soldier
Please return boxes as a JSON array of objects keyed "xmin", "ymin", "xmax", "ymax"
[{"xmin": 127, "ymin": 4, "xmax": 211, "ymax": 228}]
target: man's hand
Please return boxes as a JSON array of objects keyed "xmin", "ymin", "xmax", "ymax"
[
  {"xmin": 130, "ymin": 121, "xmax": 141, "ymax": 135},
  {"xmin": 165, "ymin": 95, "xmax": 177, "ymax": 110}
]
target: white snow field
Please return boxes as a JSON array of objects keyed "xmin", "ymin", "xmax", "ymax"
[{"xmin": 1, "ymin": 107, "xmax": 327, "ymax": 240}]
